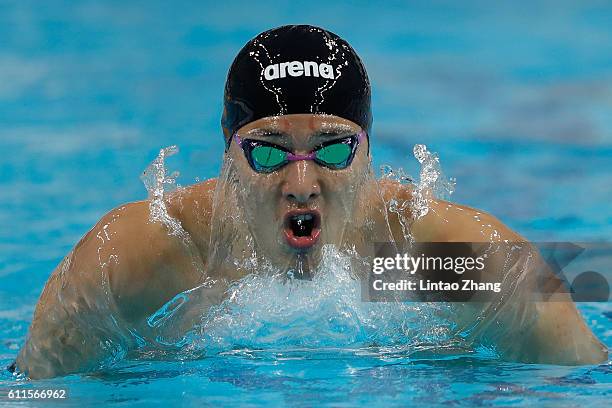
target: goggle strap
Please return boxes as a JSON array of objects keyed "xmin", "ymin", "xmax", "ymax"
[
  {"xmin": 357, "ymin": 130, "xmax": 366, "ymax": 143},
  {"xmin": 233, "ymin": 133, "xmax": 243, "ymax": 146}
]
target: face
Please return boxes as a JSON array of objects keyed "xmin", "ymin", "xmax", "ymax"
[{"xmin": 226, "ymin": 114, "xmax": 371, "ymax": 270}]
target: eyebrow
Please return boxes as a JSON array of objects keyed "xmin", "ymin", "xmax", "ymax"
[
  {"xmin": 243, "ymin": 128, "xmax": 288, "ymax": 138},
  {"xmin": 244, "ymin": 125, "xmax": 356, "ymax": 139},
  {"xmin": 312, "ymin": 129, "xmax": 354, "ymax": 139}
]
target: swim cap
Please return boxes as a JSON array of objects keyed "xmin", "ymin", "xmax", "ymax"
[{"xmin": 222, "ymin": 25, "xmax": 372, "ymax": 148}]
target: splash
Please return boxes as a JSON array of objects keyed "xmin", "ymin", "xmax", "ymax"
[
  {"xmin": 382, "ymin": 144, "xmax": 456, "ymax": 223},
  {"xmin": 135, "ymin": 142, "xmax": 492, "ymax": 362},
  {"xmin": 413, "ymin": 144, "xmax": 456, "ymax": 214},
  {"xmin": 140, "ymin": 145, "xmax": 185, "ymax": 237},
  {"xmin": 147, "ymin": 245, "xmax": 460, "ymax": 356},
  {"xmin": 139, "ymin": 145, "xmax": 206, "ymax": 282}
]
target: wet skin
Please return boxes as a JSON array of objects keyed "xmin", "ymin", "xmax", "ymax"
[
  {"xmin": 16, "ymin": 114, "xmax": 608, "ymax": 378},
  {"xmin": 224, "ymin": 114, "xmax": 374, "ymax": 273}
]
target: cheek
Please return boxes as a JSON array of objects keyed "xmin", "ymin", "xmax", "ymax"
[
  {"xmin": 250, "ymin": 177, "xmax": 281, "ymax": 202},
  {"xmin": 230, "ymin": 151, "xmax": 279, "ymax": 200},
  {"xmin": 236, "ymin": 172, "xmax": 281, "ymax": 218},
  {"xmin": 323, "ymin": 155, "xmax": 370, "ymax": 196},
  {"xmin": 323, "ymin": 174, "xmax": 353, "ymax": 195}
]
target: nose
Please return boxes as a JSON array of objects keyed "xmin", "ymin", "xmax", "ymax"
[{"xmin": 281, "ymin": 160, "xmax": 321, "ymax": 204}]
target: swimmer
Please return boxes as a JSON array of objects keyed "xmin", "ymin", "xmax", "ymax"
[{"xmin": 15, "ymin": 25, "xmax": 607, "ymax": 379}]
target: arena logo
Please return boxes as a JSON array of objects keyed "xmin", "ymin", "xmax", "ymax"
[{"xmin": 263, "ymin": 61, "xmax": 335, "ymax": 80}]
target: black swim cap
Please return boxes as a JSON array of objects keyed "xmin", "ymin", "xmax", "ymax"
[{"xmin": 222, "ymin": 25, "xmax": 372, "ymax": 148}]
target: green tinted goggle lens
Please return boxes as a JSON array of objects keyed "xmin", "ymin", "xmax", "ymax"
[
  {"xmin": 315, "ymin": 142, "xmax": 352, "ymax": 165},
  {"xmin": 251, "ymin": 146, "xmax": 287, "ymax": 170},
  {"xmin": 247, "ymin": 138, "xmax": 356, "ymax": 172}
]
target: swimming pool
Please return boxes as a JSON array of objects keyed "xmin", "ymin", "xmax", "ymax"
[{"xmin": 1, "ymin": 0, "xmax": 611, "ymax": 406}]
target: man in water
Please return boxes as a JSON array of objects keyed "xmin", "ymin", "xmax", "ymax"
[{"xmin": 15, "ymin": 25, "xmax": 607, "ymax": 378}]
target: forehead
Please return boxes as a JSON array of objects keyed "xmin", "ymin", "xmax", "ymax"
[{"xmin": 237, "ymin": 114, "xmax": 361, "ymax": 135}]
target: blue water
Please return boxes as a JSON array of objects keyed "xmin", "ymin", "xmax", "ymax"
[{"xmin": 1, "ymin": 0, "xmax": 611, "ymax": 406}]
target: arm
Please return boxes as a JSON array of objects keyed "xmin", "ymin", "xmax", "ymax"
[
  {"xmin": 380, "ymin": 180, "xmax": 607, "ymax": 365},
  {"xmin": 16, "ymin": 198, "xmax": 205, "ymax": 379},
  {"xmin": 431, "ymin": 200, "xmax": 607, "ymax": 364},
  {"xmin": 510, "ymin": 295, "xmax": 608, "ymax": 364}
]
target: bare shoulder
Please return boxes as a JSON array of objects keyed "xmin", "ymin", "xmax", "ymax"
[
  {"xmin": 422, "ymin": 199, "xmax": 523, "ymax": 243},
  {"xmin": 16, "ymin": 181, "xmax": 219, "ymax": 378},
  {"xmin": 110, "ymin": 179, "xmax": 216, "ymax": 318},
  {"xmin": 377, "ymin": 179, "xmax": 522, "ymax": 243},
  {"xmin": 379, "ymin": 180, "xmax": 607, "ymax": 364},
  {"xmin": 69, "ymin": 202, "xmax": 186, "ymax": 320},
  {"xmin": 165, "ymin": 178, "xmax": 218, "ymax": 249},
  {"xmin": 71, "ymin": 179, "xmax": 219, "ymax": 322}
]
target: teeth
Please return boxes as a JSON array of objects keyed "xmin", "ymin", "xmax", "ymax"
[
  {"xmin": 288, "ymin": 213, "xmax": 316, "ymax": 237},
  {"xmin": 292, "ymin": 214, "xmax": 314, "ymax": 222}
]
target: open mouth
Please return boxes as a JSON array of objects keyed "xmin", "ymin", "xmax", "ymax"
[{"xmin": 283, "ymin": 210, "xmax": 321, "ymax": 250}]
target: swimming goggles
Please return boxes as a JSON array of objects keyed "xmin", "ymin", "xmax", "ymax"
[{"xmin": 233, "ymin": 131, "xmax": 366, "ymax": 173}]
